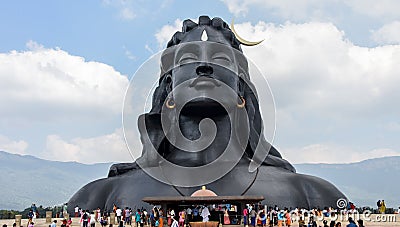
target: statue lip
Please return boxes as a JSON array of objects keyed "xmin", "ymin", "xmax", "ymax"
[{"xmin": 189, "ymin": 76, "xmax": 221, "ymax": 88}]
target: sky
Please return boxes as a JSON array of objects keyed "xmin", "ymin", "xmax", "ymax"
[{"xmin": 0, "ymin": 0, "xmax": 399, "ymax": 165}]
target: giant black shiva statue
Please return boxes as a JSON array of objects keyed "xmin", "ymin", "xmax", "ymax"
[{"xmin": 68, "ymin": 16, "xmax": 346, "ymax": 212}]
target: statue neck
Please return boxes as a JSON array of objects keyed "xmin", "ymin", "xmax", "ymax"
[{"xmin": 164, "ymin": 113, "xmax": 232, "ymax": 167}]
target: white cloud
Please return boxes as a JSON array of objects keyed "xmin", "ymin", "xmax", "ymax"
[
  {"xmin": 0, "ymin": 41, "xmax": 132, "ymax": 163},
  {"xmin": 0, "ymin": 135, "xmax": 28, "ymax": 155},
  {"xmin": 124, "ymin": 49, "xmax": 136, "ymax": 61},
  {"xmin": 371, "ymin": 21, "xmax": 400, "ymax": 45},
  {"xmin": 0, "ymin": 41, "xmax": 129, "ymax": 121},
  {"xmin": 26, "ymin": 40, "xmax": 44, "ymax": 50},
  {"xmin": 221, "ymin": 0, "xmax": 249, "ymax": 17},
  {"xmin": 384, "ymin": 121, "xmax": 400, "ymax": 131},
  {"xmin": 155, "ymin": 19, "xmax": 183, "ymax": 50},
  {"xmin": 222, "ymin": 0, "xmax": 400, "ymax": 21},
  {"xmin": 120, "ymin": 7, "xmax": 136, "ymax": 20},
  {"xmin": 282, "ymin": 143, "xmax": 400, "ymax": 164},
  {"xmin": 344, "ymin": 0, "xmax": 400, "ymax": 19},
  {"xmin": 43, "ymin": 128, "xmax": 133, "ymax": 164},
  {"xmin": 102, "ymin": 0, "xmax": 136, "ymax": 20},
  {"xmin": 222, "ymin": 0, "xmax": 324, "ymax": 20},
  {"xmin": 234, "ymin": 21, "xmax": 400, "ymax": 118},
  {"xmin": 144, "ymin": 44, "xmax": 154, "ymax": 54}
]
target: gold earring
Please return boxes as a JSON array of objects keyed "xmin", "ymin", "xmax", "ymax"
[
  {"xmin": 166, "ymin": 97, "xmax": 176, "ymax": 109},
  {"xmin": 237, "ymin": 96, "xmax": 245, "ymax": 108}
]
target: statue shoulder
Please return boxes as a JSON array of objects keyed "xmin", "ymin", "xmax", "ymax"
[{"xmin": 108, "ymin": 162, "xmax": 140, "ymax": 177}]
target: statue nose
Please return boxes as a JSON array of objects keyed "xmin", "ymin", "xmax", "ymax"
[{"xmin": 196, "ymin": 65, "xmax": 213, "ymax": 76}]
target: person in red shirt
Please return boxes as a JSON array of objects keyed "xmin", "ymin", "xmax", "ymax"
[{"xmin": 243, "ymin": 206, "xmax": 248, "ymax": 226}]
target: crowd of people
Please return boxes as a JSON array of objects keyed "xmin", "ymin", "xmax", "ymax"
[
  {"xmin": 3, "ymin": 201, "xmax": 399, "ymax": 227},
  {"xmin": 70, "ymin": 203, "xmax": 371, "ymax": 227},
  {"xmin": 73, "ymin": 205, "xmax": 162, "ymax": 227},
  {"xmin": 162, "ymin": 204, "xmax": 376, "ymax": 227}
]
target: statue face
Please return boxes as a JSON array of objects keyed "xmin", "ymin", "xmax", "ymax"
[{"xmin": 169, "ymin": 42, "xmax": 240, "ymax": 112}]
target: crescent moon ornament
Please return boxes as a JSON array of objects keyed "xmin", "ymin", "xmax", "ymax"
[{"xmin": 230, "ymin": 19, "xmax": 264, "ymax": 46}]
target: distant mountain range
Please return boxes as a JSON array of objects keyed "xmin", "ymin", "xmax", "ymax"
[
  {"xmin": 295, "ymin": 156, "xmax": 400, "ymax": 209},
  {"xmin": 1, "ymin": 150, "xmax": 399, "ymax": 210},
  {"xmin": 0, "ymin": 150, "xmax": 111, "ymax": 210}
]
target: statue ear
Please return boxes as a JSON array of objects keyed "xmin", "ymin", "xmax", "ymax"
[
  {"xmin": 237, "ymin": 73, "xmax": 245, "ymax": 97},
  {"xmin": 165, "ymin": 74, "xmax": 173, "ymax": 94}
]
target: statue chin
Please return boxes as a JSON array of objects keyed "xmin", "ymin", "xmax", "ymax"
[{"xmin": 181, "ymin": 98, "xmax": 231, "ymax": 116}]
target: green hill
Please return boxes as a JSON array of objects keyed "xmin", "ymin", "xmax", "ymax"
[
  {"xmin": 0, "ymin": 150, "xmax": 111, "ymax": 210},
  {"xmin": 295, "ymin": 156, "xmax": 400, "ymax": 208}
]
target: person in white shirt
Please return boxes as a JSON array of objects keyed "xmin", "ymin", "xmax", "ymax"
[
  {"xmin": 75, "ymin": 206, "xmax": 79, "ymax": 218},
  {"xmin": 116, "ymin": 207, "xmax": 123, "ymax": 223},
  {"xmin": 90, "ymin": 212, "xmax": 96, "ymax": 227},
  {"xmin": 186, "ymin": 207, "xmax": 192, "ymax": 222},
  {"xmin": 201, "ymin": 206, "xmax": 210, "ymax": 222}
]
